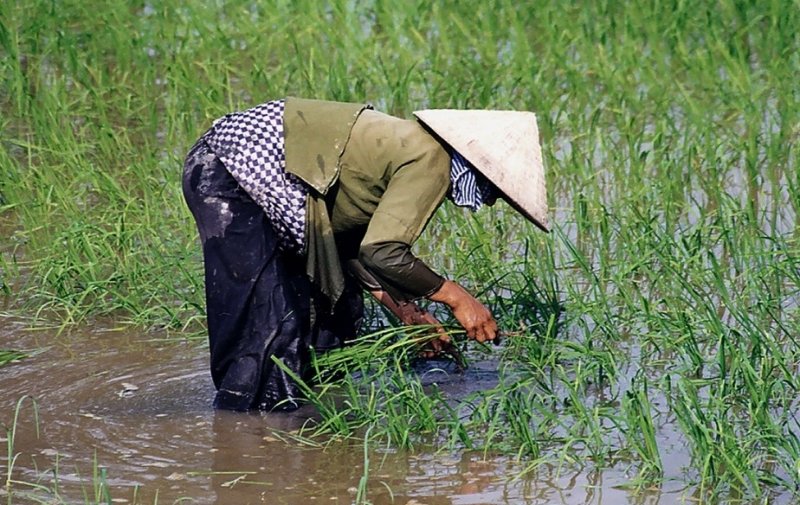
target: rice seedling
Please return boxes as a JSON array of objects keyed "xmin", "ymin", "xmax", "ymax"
[
  {"xmin": 620, "ymin": 375, "xmax": 662, "ymax": 483},
  {"xmin": 0, "ymin": 350, "xmax": 25, "ymax": 368},
  {"xmin": 3, "ymin": 396, "xmax": 39, "ymax": 505},
  {"xmin": 354, "ymin": 426, "xmax": 372, "ymax": 505}
]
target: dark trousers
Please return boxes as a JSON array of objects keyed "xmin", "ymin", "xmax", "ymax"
[{"xmin": 182, "ymin": 139, "xmax": 363, "ymax": 411}]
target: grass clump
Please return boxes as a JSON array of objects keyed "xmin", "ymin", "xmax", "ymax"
[{"xmin": 0, "ymin": 350, "xmax": 25, "ymax": 368}]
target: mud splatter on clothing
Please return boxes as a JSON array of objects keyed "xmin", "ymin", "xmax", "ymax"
[{"xmin": 181, "ymin": 138, "xmax": 363, "ymax": 411}]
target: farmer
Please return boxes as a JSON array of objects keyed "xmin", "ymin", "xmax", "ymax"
[{"xmin": 182, "ymin": 97, "xmax": 548, "ymax": 411}]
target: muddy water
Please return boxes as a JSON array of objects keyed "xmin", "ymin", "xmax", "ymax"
[{"xmin": 1, "ymin": 320, "xmax": 681, "ymax": 505}]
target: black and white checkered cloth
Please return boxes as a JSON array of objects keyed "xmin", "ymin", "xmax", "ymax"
[{"xmin": 204, "ymin": 99, "xmax": 308, "ymax": 254}]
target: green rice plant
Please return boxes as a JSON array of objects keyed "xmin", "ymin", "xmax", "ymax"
[
  {"xmin": 0, "ymin": 247, "xmax": 11, "ymax": 296},
  {"xmin": 3, "ymin": 396, "xmax": 39, "ymax": 505},
  {"xmin": 668, "ymin": 373, "xmax": 766, "ymax": 500},
  {"xmin": 620, "ymin": 376, "xmax": 662, "ymax": 483},
  {"xmin": 354, "ymin": 426, "xmax": 372, "ymax": 505},
  {"xmin": 274, "ymin": 325, "xmax": 467, "ymax": 449},
  {"xmin": 493, "ymin": 385, "xmax": 542, "ymax": 461},
  {"xmin": 89, "ymin": 460, "xmax": 111, "ymax": 505},
  {"xmin": 0, "ymin": 350, "xmax": 25, "ymax": 367}
]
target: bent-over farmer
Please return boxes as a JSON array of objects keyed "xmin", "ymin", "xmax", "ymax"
[{"xmin": 182, "ymin": 97, "xmax": 548, "ymax": 410}]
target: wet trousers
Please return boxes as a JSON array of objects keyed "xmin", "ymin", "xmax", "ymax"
[{"xmin": 182, "ymin": 139, "xmax": 364, "ymax": 411}]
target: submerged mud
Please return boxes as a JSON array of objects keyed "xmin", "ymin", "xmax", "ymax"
[{"xmin": 0, "ymin": 321, "xmax": 731, "ymax": 504}]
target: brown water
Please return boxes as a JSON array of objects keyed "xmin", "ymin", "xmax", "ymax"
[{"xmin": 1, "ymin": 319, "xmax": 689, "ymax": 505}]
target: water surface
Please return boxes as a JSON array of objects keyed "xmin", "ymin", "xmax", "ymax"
[{"xmin": 0, "ymin": 320, "xmax": 730, "ymax": 504}]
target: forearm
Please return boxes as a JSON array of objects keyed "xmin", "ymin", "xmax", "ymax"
[
  {"xmin": 350, "ymin": 245, "xmax": 498, "ymax": 343},
  {"xmin": 368, "ymin": 289, "xmax": 448, "ymax": 339}
]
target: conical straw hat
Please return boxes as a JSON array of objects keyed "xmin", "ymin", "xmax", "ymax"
[{"xmin": 413, "ymin": 109, "xmax": 549, "ymax": 232}]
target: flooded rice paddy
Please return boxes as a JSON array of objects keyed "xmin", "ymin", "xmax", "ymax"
[
  {"xmin": 2, "ymin": 320, "xmax": 698, "ymax": 505},
  {"xmin": 2, "ymin": 1, "xmax": 798, "ymax": 504}
]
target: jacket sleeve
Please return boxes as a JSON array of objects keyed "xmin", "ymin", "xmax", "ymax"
[
  {"xmin": 357, "ymin": 242, "xmax": 444, "ymax": 301},
  {"xmin": 356, "ymin": 138, "xmax": 451, "ymax": 300}
]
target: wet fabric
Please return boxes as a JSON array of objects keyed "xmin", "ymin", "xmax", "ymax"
[
  {"xmin": 182, "ymin": 139, "xmax": 363, "ymax": 411},
  {"xmin": 358, "ymin": 241, "xmax": 444, "ymax": 302},
  {"xmin": 203, "ymin": 99, "xmax": 308, "ymax": 254}
]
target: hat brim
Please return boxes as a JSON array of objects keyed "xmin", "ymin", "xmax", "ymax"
[{"xmin": 413, "ymin": 109, "xmax": 549, "ymax": 232}]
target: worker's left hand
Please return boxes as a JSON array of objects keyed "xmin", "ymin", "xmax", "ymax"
[
  {"xmin": 369, "ymin": 290, "xmax": 451, "ymax": 354},
  {"xmin": 394, "ymin": 300, "xmax": 452, "ymax": 355}
]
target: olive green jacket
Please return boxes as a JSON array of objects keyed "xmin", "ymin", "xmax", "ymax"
[{"xmin": 283, "ymin": 97, "xmax": 450, "ymax": 307}]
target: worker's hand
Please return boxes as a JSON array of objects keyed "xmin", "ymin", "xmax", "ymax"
[
  {"xmin": 428, "ymin": 280, "xmax": 498, "ymax": 344},
  {"xmin": 394, "ymin": 300, "xmax": 440, "ymax": 327},
  {"xmin": 396, "ymin": 301, "xmax": 453, "ymax": 356},
  {"xmin": 369, "ymin": 290, "xmax": 451, "ymax": 353},
  {"xmin": 451, "ymin": 295, "xmax": 497, "ymax": 343}
]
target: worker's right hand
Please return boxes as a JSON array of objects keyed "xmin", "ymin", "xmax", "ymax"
[{"xmin": 429, "ymin": 280, "xmax": 498, "ymax": 343}]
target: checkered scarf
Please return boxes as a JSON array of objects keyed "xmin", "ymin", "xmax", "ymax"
[
  {"xmin": 204, "ymin": 99, "xmax": 308, "ymax": 254},
  {"xmin": 449, "ymin": 150, "xmax": 497, "ymax": 211}
]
